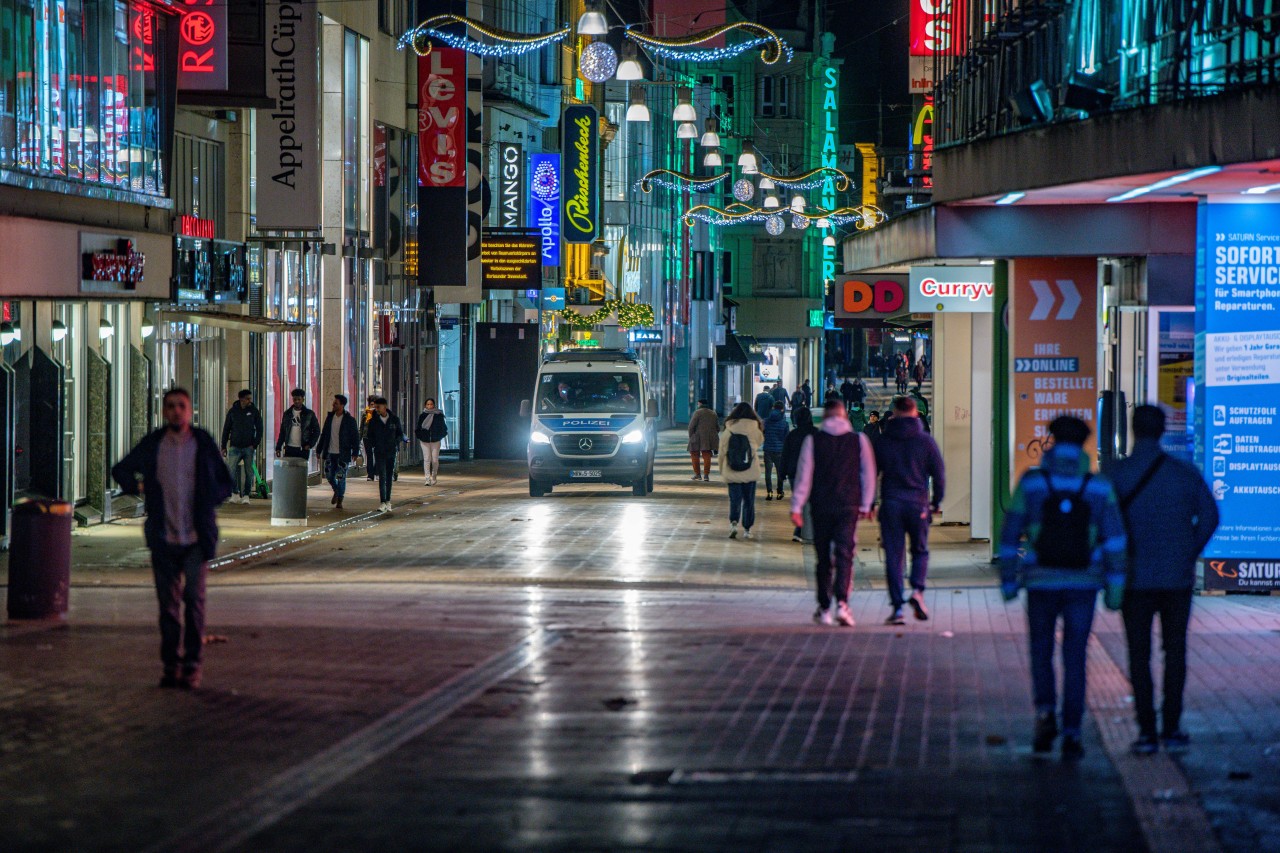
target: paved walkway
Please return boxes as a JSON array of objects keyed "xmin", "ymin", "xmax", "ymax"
[{"xmin": 2, "ymin": 434, "xmax": 1277, "ymax": 852}]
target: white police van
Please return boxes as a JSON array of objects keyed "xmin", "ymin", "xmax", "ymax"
[{"xmin": 520, "ymin": 350, "xmax": 658, "ymax": 497}]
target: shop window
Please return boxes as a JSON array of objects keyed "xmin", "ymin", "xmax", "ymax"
[
  {"xmin": 378, "ymin": 0, "xmax": 410, "ymax": 36},
  {"xmin": 172, "ymin": 133, "xmax": 224, "ymax": 235},
  {"xmin": 759, "ymin": 75, "xmax": 790, "ymax": 118}
]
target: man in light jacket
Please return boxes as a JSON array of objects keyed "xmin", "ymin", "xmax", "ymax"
[
  {"xmin": 791, "ymin": 398, "xmax": 877, "ymax": 628},
  {"xmin": 1107, "ymin": 405, "xmax": 1218, "ymax": 755}
]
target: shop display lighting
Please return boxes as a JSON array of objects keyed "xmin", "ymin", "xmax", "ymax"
[{"xmin": 1106, "ymin": 166, "xmax": 1222, "ymax": 203}]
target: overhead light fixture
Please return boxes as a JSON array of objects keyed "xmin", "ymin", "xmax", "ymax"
[
  {"xmin": 51, "ymin": 319, "xmax": 67, "ymax": 342},
  {"xmin": 1106, "ymin": 166, "xmax": 1222, "ymax": 202},
  {"xmin": 703, "ymin": 149, "xmax": 723, "ymax": 167},
  {"xmin": 625, "ymin": 86, "xmax": 650, "ymax": 122},
  {"xmin": 994, "ymin": 192, "xmax": 1025, "ymax": 205},
  {"xmin": 699, "ymin": 116, "xmax": 720, "ymax": 148},
  {"xmin": 979, "ymin": 259, "xmax": 996, "ymax": 265},
  {"xmin": 0, "ymin": 322, "xmax": 13, "ymax": 346},
  {"xmin": 758, "ymin": 176, "xmax": 775, "ymax": 191},
  {"xmin": 1243, "ymin": 181, "xmax": 1280, "ymax": 195},
  {"xmin": 140, "ymin": 317, "xmax": 155, "ymax": 338},
  {"xmin": 790, "ymin": 194, "xmax": 806, "ymax": 212},
  {"xmin": 578, "ymin": 41, "xmax": 618, "ymax": 83},
  {"xmin": 99, "ymin": 318, "xmax": 115, "ymax": 340},
  {"xmin": 737, "ymin": 139, "xmax": 758, "ymax": 174},
  {"xmin": 762, "ymin": 194, "xmax": 780, "ymax": 209},
  {"xmin": 615, "ymin": 42, "xmax": 643, "ymax": 80},
  {"xmin": 815, "ymin": 217, "xmax": 831, "ymax": 228},
  {"xmin": 672, "ymin": 87, "xmax": 696, "ymax": 123},
  {"xmin": 676, "ymin": 121, "xmax": 698, "ymax": 140},
  {"xmin": 822, "ymin": 234, "xmax": 836, "ymax": 247},
  {"xmin": 576, "ymin": 2, "xmax": 608, "ymax": 35}
]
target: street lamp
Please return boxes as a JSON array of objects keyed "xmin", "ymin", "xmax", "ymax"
[
  {"xmin": 699, "ymin": 116, "xmax": 720, "ymax": 148},
  {"xmin": 672, "ymin": 87, "xmax": 697, "ymax": 123},
  {"xmin": 703, "ymin": 149, "xmax": 723, "ymax": 167},
  {"xmin": 576, "ymin": 2, "xmax": 608, "ymax": 35},
  {"xmin": 626, "ymin": 86, "xmax": 650, "ymax": 122},
  {"xmin": 676, "ymin": 122, "xmax": 698, "ymax": 140},
  {"xmin": 615, "ymin": 42, "xmax": 644, "ymax": 80},
  {"xmin": 738, "ymin": 140, "xmax": 758, "ymax": 174}
]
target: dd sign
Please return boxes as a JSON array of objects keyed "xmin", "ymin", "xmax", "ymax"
[{"xmin": 833, "ymin": 275, "xmax": 908, "ymax": 321}]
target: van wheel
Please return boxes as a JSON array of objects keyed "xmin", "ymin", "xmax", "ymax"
[
  {"xmin": 530, "ymin": 478, "xmax": 548, "ymax": 497},
  {"xmin": 631, "ymin": 477, "xmax": 648, "ymax": 497}
]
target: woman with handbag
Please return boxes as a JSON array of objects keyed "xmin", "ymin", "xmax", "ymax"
[{"xmin": 415, "ymin": 398, "xmax": 449, "ymax": 485}]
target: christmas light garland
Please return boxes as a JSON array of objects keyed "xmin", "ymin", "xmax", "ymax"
[
  {"xmin": 400, "ymin": 15, "xmax": 571, "ymax": 57},
  {"xmin": 758, "ymin": 167, "xmax": 853, "ymax": 192},
  {"xmin": 559, "ymin": 300, "xmax": 655, "ymax": 329},
  {"xmin": 680, "ymin": 203, "xmax": 886, "ymax": 229},
  {"xmin": 637, "ymin": 169, "xmax": 731, "ymax": 194},
  {"xmin": 624, "ymin": 23, "xmax": 793, "ymax": 65}
]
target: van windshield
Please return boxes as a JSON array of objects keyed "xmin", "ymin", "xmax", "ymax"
[{"xmin": 537, "ymin": 372, "xmax": 641, "ymax": 414}]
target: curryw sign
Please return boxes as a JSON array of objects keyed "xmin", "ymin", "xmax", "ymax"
[{"xmin": 561, "ymin": 105, "xmax": 598, "ymax": 244}]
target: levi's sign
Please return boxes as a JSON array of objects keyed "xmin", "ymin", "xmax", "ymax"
[{"xmin": 909, "ymin": 265, "xmax": 994, "ymax": 312}]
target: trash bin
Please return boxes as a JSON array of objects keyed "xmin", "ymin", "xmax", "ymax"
[
  {"xmin": 271, "ymin": 457, "xmax": 309, "ymax": 527},
  {"xmin": 7, "ymin": 499, "xmax": 73, "ymax": 620}
]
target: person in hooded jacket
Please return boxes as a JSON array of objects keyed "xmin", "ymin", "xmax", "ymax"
[
  {"xmin": 874, "ymin": 395, "xmax": 946, "ymax": 626},
  {"xmin": 781, "ymin": 405, "xmax": 818, "ymax": 542},
  {"xmin": 718, "ymin": 402, "xmax": 764, "ymax": 540},
  {"xmin": 687, "ymin": 399, "xmax": 719, "ymax": 481},
  {"xmin": 762, "ymin": 401, "xmax": 789, "ymax": 500}
]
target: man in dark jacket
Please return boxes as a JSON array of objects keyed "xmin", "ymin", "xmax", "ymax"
[
  {"xmin": 780, "ymin": 406, "xmax": 817, "ymax": 542},
  {"xmin": 874, "ymin": 395, "xmax": 946, "ymax": 625},
  {"xmin": 275, "ymin": 388, "xmax": 320, "ymax": 460},
  {"xmin": 415, "ymin": 398, "xmax": 449, "ymax": 485},
  {"xmin": 112, "ymin": 388, "xmax": 233, "ymax": 689},
  {"xmin": 762, "ymin": 401, "xmax": 789, "ymax": 500},
  {"xmin": 317, "ymin": 393, "xmax": 361, "ymax": 510},
  {"xmin": 366, "ymin": 396, "xmax": 406, "ymax": 512},
  {"xmin": 220, "ymin": 389, "xmax": 262, "ymax": 504},
  {"xmin": 1108, "ymin": 406, "xmax": 1218, "ymax": 755},
  {"xmin": 791, "ymin": 399, "xmax": 878, "ymax": 628},
  {"xmin": 771, "ymin": 381, "xmax": 789, "ymax": 405},
  {"xmin": 753, "ymin": 388, "xmax": 775, "ymax": 422}
]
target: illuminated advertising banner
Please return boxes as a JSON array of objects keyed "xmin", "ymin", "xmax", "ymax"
[
  {"xmin": 1010, "ymin": 258, "xmax": 1097, "ymax": 479},
  {"xmin": 528, "ymin": 153, "xmax": 561, "ymax": 266},
  {"xmin": 909, "ymin": 0, "xmax": 968, "ymax": 56},
  {"xmin": 833, "ymin": 274, "xmax": 907, "ymax": 321},
  {"xmin": 481, "ymin": 228, "xmax": 540, "ymax": 290},
  {"xmin": 820, "ymin": 66, "xmax": 839, "ymax": 284},
  {"xmin": 255, "ymin": 0, "xmax": 320, "ymax": 232},
  {"xmin": 909, "ymin": 265, "xmax": 993, "ymax": 312},
  {"xmin": 418, "ymin": 48, "xmax": 467, "ymax": 188},
  {"xmin": 561, "ymin": 105, "xmax": 598, "ymax": 244},
  {"xmin": 1195, "ymin": 202, "xmax": 1280, "ymax": 590},
  {"xmin": 177, "ymin": 0, "xmax": 228, "ymax": 90},
  {"xmin": 499, "ymin": 143, "xmax": 524, "ymax": 227}
]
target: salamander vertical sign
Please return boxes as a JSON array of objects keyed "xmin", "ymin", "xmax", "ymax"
[
  {"xmin": 255, "ymin": 0, "xmax": 320, "ymax": 232},
  {"xmin": 528, "ymin": 153, "xmax": 561, "ymax": 266},
  {"xmin": 1196, "ymin": 202, "xmax": 1280, "ymax": 590},
  {"xmin": 177, "ymin": 0, "xmax": 228, "ymax": 90},
  {"xmin": 561, "ymin": 105, "xmax": 598, "ymax": 244},
  {"xmin": 1011, "ymin": 257, "xmax": 1098, "ymax": 480},
  {"xmin": 820, "ymin": 65, "xmax": 839, "ymax": 284}
]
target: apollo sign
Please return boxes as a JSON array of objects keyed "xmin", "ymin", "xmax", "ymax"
[{"xmin": 909, "ymin": 265, "xmax": 995, "ymax": 312}]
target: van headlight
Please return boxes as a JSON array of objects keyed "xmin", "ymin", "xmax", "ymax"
[
  {"xmin": 621, "ymin": 429, "xmax": 645, "ymax": 445},
  {"xmin": 530, "ymin": 429, "xmax": 552, "ymax": 445}
]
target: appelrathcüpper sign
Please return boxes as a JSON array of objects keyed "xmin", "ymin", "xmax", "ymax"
[
  {"xmin": 561, "ymin": 105, "xmax": 598, "ymax": 244},
  {"xmin": 255, "ymin": 0, "xmax": 320, "ymax": 232}
]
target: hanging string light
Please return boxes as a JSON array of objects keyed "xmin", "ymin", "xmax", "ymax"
[
  {"xmin": 679, "ymin": 203, "xmax": 883, "ymax": 230},
  {"xmin": 624, "ymin": 22, "xmax": 793, "ymax": 65},
  {"xmin": 732, "ymin": 179, "xmax": 755, "ymax": 202},
  {"xmin": 756, "ymin": 166, "xmax": 853, "ymax": 192},
  {"xmin": 637, "ymin": 168, "xmax": 731, "ymax": 193},
  {"xmin": 401, "ymin": 15, "xmax": 571, "ymax": 57}
]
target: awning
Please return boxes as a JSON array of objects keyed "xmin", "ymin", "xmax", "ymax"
[
  {"xmin": 158, "ymin": 310, "xmax": 310, "ymax": 333},
  {"xmin": 716, "ymin": 333, "xmax": 767, "ymax": 365}
]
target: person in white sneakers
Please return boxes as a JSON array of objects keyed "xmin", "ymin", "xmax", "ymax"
[
  {"xmin": 415, "ymin": 398, "xmax": 448, "ymax": 485},
  {"xmin": 790, "ymin": 398, "xmax": 877, "ymax": 627},
  {"xmin": 718, "ymin": 402, "xmax": 764, "ymax": 540}
]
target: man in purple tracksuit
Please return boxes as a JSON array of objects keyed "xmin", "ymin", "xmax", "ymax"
[{"xmin": 874, "ymin": 395, "xmax": 945, "ymax": 625}]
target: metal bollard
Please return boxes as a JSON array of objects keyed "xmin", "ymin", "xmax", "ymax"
[
  {"xmin": 271, "ymin": 457, "xmax": 309, "ymax": 527},
  {"xmin": 7, "ymin": 499, "xmax": 73, "ymax": 620}
]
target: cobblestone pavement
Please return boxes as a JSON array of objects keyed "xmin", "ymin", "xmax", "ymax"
[{"xmin": 2, "ymin": 437, "xmax": 1277, "ymax": 852}]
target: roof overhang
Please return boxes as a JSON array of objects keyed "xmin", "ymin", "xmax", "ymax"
[{"xmin": 158, "ymin": 310, "xmax": 309, "ymax": 333}]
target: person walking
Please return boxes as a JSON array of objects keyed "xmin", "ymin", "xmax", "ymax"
[
  {"xmin": 999, "ymin": 416, "xmax": 1128, "ymax": 759},
  {"xmin": 862, "ymin": 410, "xmax": 883, "ymax": 441},
  {"xmin": 415, "ymin": 398, "xmax": 449, "ymax": 485},
  {"xmin": 687, "ymin": 398, "xmax": 719, "ymax": 481},
  {"xmin": 719, "ymin": 402, "xmax": 764, "ymax": 540},
  {"xmin": 771, "ymin": 381, "xmax": 789, "ymax": 406},
  {"xmin": 360, "ymin": 394, "xmax": 378, "ymax": 481},
  {"xmin": 912, "ymin": 358, "xmax": 927, "ymax": 391},
  {"xmin": 762, "ymin": 400, "xmax": 789, "ymax": 501},
  {"xmin": 801, "ymin": 379, "xmax": 814, "ymax": 407},
  {"xmin": 789, "ymin": 387, "xmax": 807, "ymax": 425},
  {"xmin": 874, "ymin": 395, "xmax": 945, "ymax": 625},
  {"xmin": 754, "ymin": 387, "xmax": 775, "ymax": 422},
  {"xmin": 895, "ymin": 362, "xmax": 909, "ymax": 395},
  {"xmin": 781, "ymin": 405, "xmax": 818, "ymax": 543},
  {"xmin": 220, "ymin": 388, "xmax": 262, "ymax": 504},
  {"xmin": 365, "ymin": 396, "xmax": 406, "ymax": 512},
  {"xmin": 1108, "ymin": 405, "xmax": 1218, "ymax": 755},
  {"xmin": 112, "ymin": 388, "xmax": 233, "ymax": 689},
  {"xmin": 274, "ymin": 388, "xmax": 320, "ymax": 461},
  {"xmin": 840, "ymin": 377, "xmax": 857, "ymax": 410},
  {"xmin": 790, "ymin": 398, "xmax": 877, "ymax": 627},
  {"xmin": 317, "ymin": 393, "xmax": 360, "ymax": 510}
]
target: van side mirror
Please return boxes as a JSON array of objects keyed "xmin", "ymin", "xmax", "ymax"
[
  {"xmin": 646, "ymin": 398, "xmax": 658, "ymax": 419},
  {"xmin": 520, "ymin": 400, "xmax": 531, "ymax": 418}
]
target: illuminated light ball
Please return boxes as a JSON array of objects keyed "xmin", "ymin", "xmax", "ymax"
[
  {"xmin": 531, "ymin": 161, "xmax": 559, "ymax": 201},
  {"xmin": 732, "ymin": 179, "xmax": 754, "ymax": 202},
  {"xmin": 791, "ymin": 213, "xmax": 810, "ymax": 230},
  {"xmin": 765, "ymin": 214, "xmax": 785, "ymax": 236},
  {"xmin": 579, "ymin": 42, "xmax": 618, "ymax": 84}
]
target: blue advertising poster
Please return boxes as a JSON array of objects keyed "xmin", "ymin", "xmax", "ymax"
[
  {"xmin": 528, "ymin": 153, "xmax": 561, "ymax": 266},
  {"xmin": 1196, "ymin": 202, "xmax": 1280, "ymax": 589}
]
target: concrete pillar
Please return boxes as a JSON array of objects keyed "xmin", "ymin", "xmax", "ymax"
[
  {"xmin": 933, "ymin": 312, "xmax": 973, "ymax": 525},
  {"xmin": 320, "ymin": 20, "xmax": 347, "ymax": 403}
]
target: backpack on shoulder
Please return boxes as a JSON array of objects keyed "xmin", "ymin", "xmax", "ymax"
[
  {"xmin": 1034, "ymin": 471, "xmax": 1094, "ymax": 569},
  {"xmin": 726, "ymin": 432, "xmax": 754, "ymax": 472}
]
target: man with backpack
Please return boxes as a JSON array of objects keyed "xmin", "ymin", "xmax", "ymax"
[
  {"xmin": 999, "ymin": 416, "xmax": 1128, "ymax": 759},
  {"xmin": 790, "ymin": 398, "xmax": 878, "ymax": 628},
  {"xmin": 1108, "ymin": 406, "xmax": 1218, "ymax": 755}
]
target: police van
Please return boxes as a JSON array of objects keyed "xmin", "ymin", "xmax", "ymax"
[{"xmin": 520, "ymin": 350, "xmax": 657, "ymax": 497}]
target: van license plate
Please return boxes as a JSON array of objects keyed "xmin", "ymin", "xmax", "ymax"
[{"xmin": 570, "ymin": 470, "xmax": 603, "ymax": 479}]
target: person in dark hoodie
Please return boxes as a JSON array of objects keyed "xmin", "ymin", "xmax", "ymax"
[
  {"xmin": 112, "ymin": 388, "xmax": 233, "ymax": 689},
  {"xmin": 874, "ymin": 395, "xmax": 945, "ymax": 625},
  {"xmin": 762, "ymin": 400, "xmax": 789, "ymax": 501},
  {"xmin": 274, "ymin": 388, "xmax": 321, "ymax": 461},
  {"xmin": 1107, "ymin": 405, "xmax": 1218, "ymax": 755},
  {"xmin": 780, "ymin": 405, "xmax": 818, "ymax": 542},
  {"xmin": 220, "ymin": 389, "xmax": 262, "ymax": 504}
]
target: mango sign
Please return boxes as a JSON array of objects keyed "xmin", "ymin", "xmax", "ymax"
[{"xmin": 834, "ymin": 275, "xmax": 908, "ymax": 320}]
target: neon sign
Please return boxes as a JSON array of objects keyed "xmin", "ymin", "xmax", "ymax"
[
  {"xmin": 529, "ymin": 153, "xmax": 561, "ymax": 266},
  {"xmin": 561, "ymin": 105, "xmax": 598, "ymax": 244},
  {"xmin": 821, "ymin": 66, "xmax": 840, "ymax": 284},
  {"xmin": 178, "ymin": 0, "xmax": 229, "ymax": 90},
  {"xmin": 418, "ymin": 48, "xmax": 466, "ymax": 187}
]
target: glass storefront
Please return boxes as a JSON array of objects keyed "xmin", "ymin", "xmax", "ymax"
[
  {"xmin": 0, "ymin": 0, "xmax": 173, "ymax": 196},
  {"xmin": 262, "ymin": 247, "xmax": 321, "ymax": 476}
]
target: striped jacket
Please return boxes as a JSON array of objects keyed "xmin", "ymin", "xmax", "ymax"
[{"xmin": 999, "ymin": 444, "xmax": 1127, "ymax": 591}]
